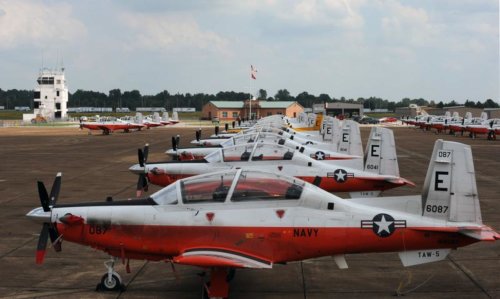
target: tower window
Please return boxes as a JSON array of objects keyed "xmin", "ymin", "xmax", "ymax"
[
  {"xmin": 55, "ymin": 103, "xmax": 61, "ymax": 110},
  {"xmin": 56, "ymin": 91, "xmax": 60, "ymax": 97},
  {"xmin": 34, "ymin": 101, "xmax": 40, "ymax": 109},
  {"xmin": 34, "ymin": 91, "xmax": 40, "ymax": 99}
]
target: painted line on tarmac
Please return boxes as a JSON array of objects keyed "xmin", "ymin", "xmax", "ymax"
[{"xmin": 447, "ymin": 255, "xmax": 492, "ymax": 299}]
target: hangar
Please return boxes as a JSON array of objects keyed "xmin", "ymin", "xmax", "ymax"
[
  {"xmin": 324, "ymin": 102, "xmax": 363, "ymax": 118},
  {"xmin": 202, "ymin": 99, "xmax": 303, "ymax": 120}
]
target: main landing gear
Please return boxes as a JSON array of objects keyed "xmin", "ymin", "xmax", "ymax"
[
  {"xmin": 96, "ymin": 257, "xmax": 126, "ymax": 292},
  {"xmin": 201, "ymin": 268, "xmax": 235, "ymax": 299}
]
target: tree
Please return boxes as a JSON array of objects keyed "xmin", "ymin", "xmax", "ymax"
[
  {"xmin": 109, "ymin": 89, "xmax": 121, "ymax": 109},
  {"xmin": 274, "ymin": 89, "xmax": 291, "ymax": 101},
  {"xmin": 258, "ymin": 89, "xmax": 267, "ymax": 100},
  {"xmin": 318, "ymin": 94, "xmax": 331, "ymax": 103},
  {"xmin": 464, "ymin": 99, "xmax": 475, "ymax": 107},
  {"xmin": 484, "ymin": 99, "xmax": 499, "ymax": 108}
]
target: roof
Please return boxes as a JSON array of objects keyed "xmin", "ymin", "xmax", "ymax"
[
  {"xmin": 325, "ymin": 102, "xmax": 362, "ymax": 109},
  {"xmin": 259, "ymin": 101, "xmax": 297, "ymax": 108},
  {"xmin": 209, "ymin": 101, "xmax": 244, "ymax": 108},
  {"xmin": 209, "ymin": 100, "xmax": 300, "ymax": 109}
]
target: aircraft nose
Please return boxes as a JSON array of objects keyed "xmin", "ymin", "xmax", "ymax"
[
  {"xmin": 26, "ymin": 207, "xmax": 51, "ymax": 223},
  {"xmin": 129, "ymin": 164, "xmax": 145, "ymax": 174}
]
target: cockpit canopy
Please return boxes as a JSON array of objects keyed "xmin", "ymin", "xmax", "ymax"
[
  {"xmin": 151, "ymin": 169, "xmax": 305, "ymax": 205},
  {"xmin": 205, "ymin": 143, "xmax": 295, "ymax": 163}
]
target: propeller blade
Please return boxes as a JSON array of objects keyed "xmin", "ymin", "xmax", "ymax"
[
  {"xmin": 175, "ymin": 135, "xmax": 180, "ymax": 148},
  {"xmin": 143, "ymin": 144, "xmax": 149, "ymax": 164},
  {"xmin": 48, "ymin": 173, "xmax": 62, "ymax": 207},
  {"xmin": 215, "ymin": 126, "xmax": 219, "ymax": 136},
  {"xmin": 195, "ymin": 130, "xmax": 201, "ymax": 142},
  {"xmin": 138, "ymin": 148, "xmax": 145, "ymax": 167},
  {"xmin": 36, "ymin": 223, "xmax": 50, "ymax": 264},
  {"xmin": 171, "ymin": 136, "xmax": 177, "ymax": 151},
  {"xmin": 232, "ymin": 121, "xmax": 235, "ymax": 128},
  {"xmin": 136, "ymin": 174, "xmax": 149, "ymax": 197},
  {"xmin": 225, "ymin": 123, "xmax": 229, "ymax": 131},
  {"xmin": 48, "ymin": 226, "xmax": 62, "ymax": 252},
  {"xmin": 37, "ymin": 181, "xmax": 50, "ymax": 212}
]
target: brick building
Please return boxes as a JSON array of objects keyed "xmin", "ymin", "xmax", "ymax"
[{"xmin": 202, "ymin": 100, "xmax": 304, "ymax": 120}]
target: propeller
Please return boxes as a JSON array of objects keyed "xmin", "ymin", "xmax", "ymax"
[
  {"xmin": 195, "ymin": 129, "xmax": 201, "ymax": 142},
  {"xmin": 232, "ymin": 121, "xmax": 236, "ymax": 128},
  {"xmin": 136, "ymin": 144, "xmax": 149, "ymax": 197},
  {"xmin": 35, "ymin": 173, "xmax": 63, "ymax": 264},
  {"xmin": 215, "ymin": 126, "xmax": 219, "ymax": 136},
  {"xmin": 225, "ymin": 123, "xmax": 229, "ymax": 131}
]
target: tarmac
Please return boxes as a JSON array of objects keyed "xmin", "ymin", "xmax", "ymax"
[{"xmin": 0, "ymin": 125, "xmax": 498, "ymax": 299}]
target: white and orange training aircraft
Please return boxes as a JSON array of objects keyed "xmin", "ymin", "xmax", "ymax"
[
  {"xmin": 79, "ymin": 116, "xmax": 145, "ymax": 135},
  {"xmin": 168, "ymin": 119, "xmax": 363, "ymax": 164},
  {"xmin": 130, "ymin": 127, "xmax": 414, "ymax": 198},
  {"xmin": 27, "ymin": 140, "xmax": 499, "ymax": 298}
]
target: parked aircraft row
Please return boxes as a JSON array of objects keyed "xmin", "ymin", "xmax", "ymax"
[
  {"xmin": 79, "ymin": 111, "xmax": 180, "ymax": 135},
  {"xmin": 402, "ymin": 111, "xmax": 500, "ymax": 140},
  {"xmin": 28, "ymin": 112, "xmax": 498, "ymax": 298}
]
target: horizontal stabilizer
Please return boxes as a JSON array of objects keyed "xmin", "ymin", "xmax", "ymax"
[
  {"xmin": 459, "ymin": 226, "xmax": 500, "ymax": 241},
  {"xmin": 398, "ymin": 248, "xmax": 450, "ymax": 267}
]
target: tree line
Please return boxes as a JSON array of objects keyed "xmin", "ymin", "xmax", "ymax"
[{"xmin": 0, "ymin": 88, "xmax": 498, "ymax": 111}]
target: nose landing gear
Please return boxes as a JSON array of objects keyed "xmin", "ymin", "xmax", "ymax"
[{"xmin": 96, "ymin": 257, "xmax": 126, "ymax": 292}]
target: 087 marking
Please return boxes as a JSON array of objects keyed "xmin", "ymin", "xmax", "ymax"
[{"xmin": 88, "ymin": 224, "xmax": 108, "ymax": 235}]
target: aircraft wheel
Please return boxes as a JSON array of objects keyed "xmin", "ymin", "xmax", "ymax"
[{"xmin": 98, "ymin": 272, "xmax": 123, "ymax": 291}]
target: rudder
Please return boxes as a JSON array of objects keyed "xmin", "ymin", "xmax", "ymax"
[{"xmin": 421, "ymin": 140, "xmax": 481, "ymax": 223}]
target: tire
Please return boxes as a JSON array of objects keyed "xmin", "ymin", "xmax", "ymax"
[{"xmin": 100, "ymin": 272, "xmax": 122, "ymax": 291}]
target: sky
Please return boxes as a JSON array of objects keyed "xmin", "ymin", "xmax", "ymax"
[{"xmin": 0, "ymin": 0, "xmax": 498, "ymax": 103}]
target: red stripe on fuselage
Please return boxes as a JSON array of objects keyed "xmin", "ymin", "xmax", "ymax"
[{"xmin": 57, "ymin": 223, "xmax": 476, "ymax": 264}]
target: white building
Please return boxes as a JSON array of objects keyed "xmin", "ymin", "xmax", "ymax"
[{"xmin": 25, "ymin": 68, "xmax": 69, "ymax": 121}]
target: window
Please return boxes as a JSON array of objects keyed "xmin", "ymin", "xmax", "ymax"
[
  {"xmin": 34, "ymin": 91, "xmax": 40, "ymax": 99},
  {"xmin": 231, "ymin": 171, "xmax": 304, "ymax": 202},
  {"xmin": 222, "ymin": 111, "xmax": 228, "ymax": 118},
  {"xmin": 182, "ymin": 172, "xmax": 236, "ymax": 204},
  {"xmin": 232, "ymin": 112, "xmax": 238, "ymax": 118},
  {"xmin": 267, "ymin": 112, "xmax": 272, "ymax": 116},
  {"xmin": 34, "ymin": 101, "xmax": 40, "ymax": 109},
  {"xmin": 151, "ymin": 183, "xmax": 179, "ymax": 205},
  {"xmin": 56, "ymin": 91, "xmax": 60, "ymax": 97},
  {"xmin": 55, "ymin": 103, "xmax": 61, "ymax": 110}
]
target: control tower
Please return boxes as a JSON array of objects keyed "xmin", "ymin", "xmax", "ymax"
[{"xmin": 32, "ymin": 68, "xmax": 69, "ymax": 119}]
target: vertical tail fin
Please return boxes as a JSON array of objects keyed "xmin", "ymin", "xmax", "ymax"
[
  {"xmin": 338, "ymin": 120, "xmax": 363, "ymax": 157},
  {"xmin": 135, "ymin": 112, "xmax": 143, "ymax": 124},
  {"xmin": 153, "ymin": 112, "xmax": 161, "ymax": 123},
  {"xmin": 364, "ymin": 127, "xmax": 399, "ymax": 177},
  {"xmin": 313, "ymin": 113, "xmax": 324, "ymax": 130},
  {"xmin": 172, "ymin": 111, "xmax": 179, "ymax": 121},
  {"xmin": 422, "ymin": 140, "xmax": 481, "ymax": 223}
]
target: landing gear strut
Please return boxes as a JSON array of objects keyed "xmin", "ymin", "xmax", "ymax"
[
  {"xmin": 96, "ymin": 257, "xmax": 125, "ymax": 292},
  {"xmin": 202, "ymin": 268, "xmax": 235, "ymax": 299}
]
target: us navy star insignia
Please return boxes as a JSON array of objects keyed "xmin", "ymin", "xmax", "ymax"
[
  {"xmin": 315, "ymin": 151, "xmax": 325, "ymax": 160},
  {"xmin": 328, "ymin": 169, "xmax": 352, "ymax": 183},
  {"xmin": 361, "ymin": 213, "xmax": 406, "ymax": 238}
]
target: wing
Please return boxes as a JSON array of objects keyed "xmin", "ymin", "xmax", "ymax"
[{"xmin": 173, "ymin": 248, "xmax": 273, "ymax": 269}]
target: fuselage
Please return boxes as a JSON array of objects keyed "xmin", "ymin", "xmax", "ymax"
[{"xmin": 51, "ymin": 194, "xmax": 478, "ymax": 265}]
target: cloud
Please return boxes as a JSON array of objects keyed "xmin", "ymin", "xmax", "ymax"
[
  {"xmin": 380, "ymin": 1, "xmax": 440, "ymax": 47},
  {"xmin": 119, "ymin": 12, "xmax": 230, "ymax": 55},
  {"xmin": 0, "ymin": 0, "xmax": 87, "ymax": 49}
]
